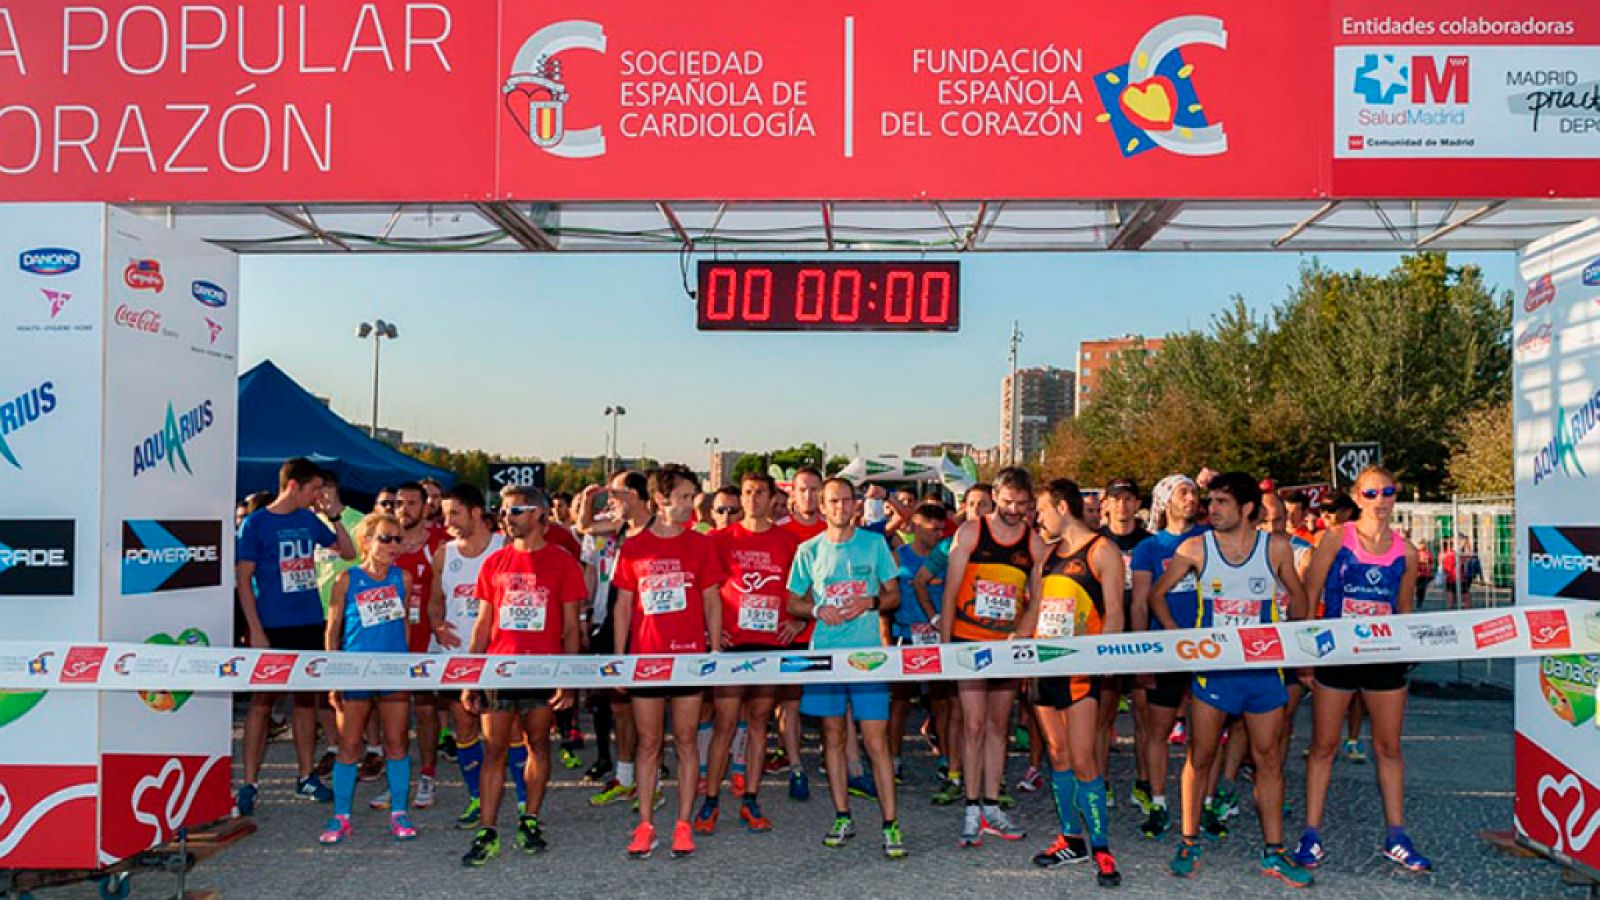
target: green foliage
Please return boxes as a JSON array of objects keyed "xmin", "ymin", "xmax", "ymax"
[
  {"xmin": 1446, "ymin": 401, "xmax": 1513, "ymax": 494},
  {"xmin": 729, "ymin": 443, "xmax": 848, "ymax": 484},
  {"xmin": 1044, "ymin": 253, "xmax": 1510, "ymax": 498}
]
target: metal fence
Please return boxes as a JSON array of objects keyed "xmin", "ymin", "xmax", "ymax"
[{"xmin": 1392, "ymin": 494, "xmax": 1516, "ymax": 689}]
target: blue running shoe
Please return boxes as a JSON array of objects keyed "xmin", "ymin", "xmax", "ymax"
[
  {"xmin": 1292, "ymin": 831, "xmax": 1325, "ymax": 868},
  {"xmin": 236, "ymin": 783, "xmax": 258, "ymax": 817},
  {"xmin": 296, "ymin": 774, "xmax": 334, "ymax": 803},
  {"xmin": 847, "ymin": 772, "xmax": 878, "ymax": 800},
  {"xmin": 789, "ymin": 769, "xmax": 810, "ymax": 802},
  {"xmin": 1384, "ymin": 833, "xmax": 1433, "ymax": 872}
]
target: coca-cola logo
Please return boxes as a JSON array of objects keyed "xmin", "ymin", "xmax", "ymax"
[
  {"xmin": 114, "ymin": 304, "xmax": 161, "ymax": 333},
  {"xmin": 1525, "ymin": 274, "xmax": 1556, "ymax": 312},
  {"xmin": 1519, "ymin": 321, "xmax": 1553, "ymax": 356},
  {"xmin": 124, "ymin": 260, "xmax": 165, "ymax": 292}
]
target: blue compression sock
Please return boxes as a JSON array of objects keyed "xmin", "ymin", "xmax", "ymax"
[
  {"xmin": 332, "ymin": 761, "xmax": 357, "ymax": 818},
  {"xmin": 1051, "ymin": 768, "xmax": 1081, "ymax": 836},
  {"xmin": 386, "ymin": 755, "xmax": 411, "ymax": 815},
  {"xmin": 508, "ymin": 743, "xmax": 529, "ymax": 805},
  {"xmin": 457, "ymin": 737, "xmax": 484, "ymax": 799},
  {"xmin": 1076, "ymin": 776, "xmax": 1109, "ymax": 848}
]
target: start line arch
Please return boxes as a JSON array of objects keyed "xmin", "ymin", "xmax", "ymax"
[{"xmin": 0, "ymin": 0, "xmax": 1598, "ymax": 881}]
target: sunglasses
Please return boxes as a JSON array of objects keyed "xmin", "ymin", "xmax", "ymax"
[
  {"xmin": 372, "ymin": 534, "xmax": 403, "ymax": 545},
  {"xmin": 714, "ymin": 506, "xmax": 741, "ymax": 515},
  {"xmin": 1359, "ymin": 486, "xmax": 1398, "ymax": 499},
  {"xmin": 501, "ymin": 505, "xmax": 539, "ymax": 517}
]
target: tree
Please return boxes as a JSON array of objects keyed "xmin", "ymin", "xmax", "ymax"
[{"xmin": 1446, "ymin": 401, "xmax": 1513, "ymax": 495}]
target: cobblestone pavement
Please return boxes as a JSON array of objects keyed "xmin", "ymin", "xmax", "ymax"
[{"xmin": 54, "ymin": 695, "xmax": 1594, "ymax": 899}]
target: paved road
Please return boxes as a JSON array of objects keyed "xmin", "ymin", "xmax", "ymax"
[{"xmin": 65, "ymin": 695, "xmax": 1592, "ymax": 899}]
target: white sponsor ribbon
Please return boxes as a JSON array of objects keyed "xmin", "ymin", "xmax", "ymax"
[{"xmin": 2, "ymin": 603, "xmax": 1596, "ymax": 692}]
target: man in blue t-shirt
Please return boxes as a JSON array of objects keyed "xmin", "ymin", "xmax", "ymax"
[
  {"xmin": 887, "ymin": 503, "xmax": 948, "ymax": 781},
  {"xmin": 235, "ymin": 457, "xmax": 355, "ymax": 814}
]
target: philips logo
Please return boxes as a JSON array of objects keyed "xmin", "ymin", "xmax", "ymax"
[
  {"xmin": 191, "ymin": 280, "xmax": 228, "ymax": 308},
  {"xmin": 1096, "ymin": 641, "xmax": 1163, "ymax": 656},
  {"xmin": 19, "ymin": 248, "xmax": 80, "ymax": 276}
]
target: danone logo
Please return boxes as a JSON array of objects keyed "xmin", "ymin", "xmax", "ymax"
[
  {"xmin": 191, "ymin": 280, "xmax": 228, "ymax": 308},
  {"xmin": 19, "ymin": 247, "xmax": 80, "ymax": 276},
  {"xmin": 1584, "ymin": 258, "xmax": 1600, "ymax": 287},
  {"xmin": 1531, "ymin": 388, "xmax": 1600, "ymax": 486},
  {"xmin": 0, "ymin": 380, "xmax": 58, "ymax": 469},
  {"xmin": 1093, "ymin": 17, "xmax": 1228, "ymax": 159},
  {"xmin": 132, "ymin": 399, "xmax": 214, "ymax": 477}
]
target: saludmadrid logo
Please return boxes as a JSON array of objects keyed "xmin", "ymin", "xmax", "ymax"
[
  {"xmin": 132, "ymin": 399, "xmax": 214, "ymax": 477},
  {"xmin": 121, "ymin": 520, "xmax": 223, "ymax": 595},
  {"xmin": 0, "ymin": 519, "xmax": 75, "ymax": 596}
]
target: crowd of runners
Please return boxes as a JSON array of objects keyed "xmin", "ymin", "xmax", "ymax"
[{"xmin": 231, "ymin": 455, "xmax": 1437, "ymax": 889}]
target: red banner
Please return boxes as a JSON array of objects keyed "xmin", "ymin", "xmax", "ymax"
[{"xmin": 0, "ymin": 0, "xmax": 1595, "ymax": 201}]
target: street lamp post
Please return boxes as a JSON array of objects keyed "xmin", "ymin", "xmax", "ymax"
[
  {"xmin": 704, "ymin": 436, "xmax": 720, "ymax": 484},
  {"xmin": 356, "ymin": 319, "xmax": 399, "ymax": 438},
  {"xmin": 604, "ymin": 406, "xmax": 626, "ymax": 476}
]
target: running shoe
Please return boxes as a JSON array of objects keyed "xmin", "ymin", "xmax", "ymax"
[
  {"xmin": 1170, "ymin": 838, "xmax": 1202, "ymax": 878},
  {"xmin": 630, "ymin": 788, "xmax": 665, "ymax": 813},
  {"xmin": 959, "ymin": 805, "xmax": 983, "ymax": 847},
  {"xmin": 515, "ymin": 815, "xmax": 547, "ymax": 854},
  {"xmin": 415, "ymin": 775, "xmax": 437, "ymax": 810},
  {"xmin": 764, "ymin": 747, "xmax": 789, "ymax": 775},
  {"xmin": 627, "ymin": 822, "xmax": 658, "ymax": 860},
  {"xmin": 462, "ymin": 828, "xmax": 501, "ymax": 867},
  {"xmin": 1168, "ymin": 720, "xmax": 1188, "ymax": 745},
  {"xmin": 236, "ymin": 783, "xmax": 258, "ymax": 817},
  {"xmin": 590, "ymin": 780, "xmax": 634, "ymax": 807},
  {"xmin": 847, "ymin": 772, "xmax": 878, "ymax": 800},
  {"xmin": 455, "ymin": 797, "xmax": 482, "ymax": 829},
  {"xmin": 438, "ymin": 732, "xmax": 458, "ymax": 762},
  {"xmin": 1238, "ymin": 761, "xmax": 1256, "ymax": 784},
  {"xmin": 1033, "ymin": 833, "xmax": 1090, "ymax": 868},
  {"xmin": 739, "ymin": 799, "xmax": 772, "ymax": 833},
  {"xmin": 823, "ymin": 814, "xmax": 857, "ymax": 848},
  {"xmin": 1106, "ymin": 785, "xmax": 1117, "ymax": 809},
  {"xmin": 295, "ymin": 774, "xmax": 334, "ymax": 803},
  {"xmin": 1260, "ymin": 848, "xmax": 1314, "ymax": 887},
  {"xmin": 313, "ymin": 750, "xmax": 336, "ymax": 780},
  {"xmin": 389, "ymin": 812, "xmax": 417, "ymax": 841},
  {"xmin": 731, "ymin": 772, "xmax": 747, "ymax": 796},
  {"xmin": 560, "ymin": 748, "xmax": 583, "ymax": 770},
  {"xmin": 1342, "ymin": 738, "xmax": 1368, "ymax": 763},
  {"xmin": 883, "ymin": 822, "xmax": 908, "ymax": 860},
  {"xmin": 997, "ymin": 791, "xmax": 1018, "ymax": 812},
  {"xmin": 670, "ymin": 820, "xmax": 696, "ymax": 858},
  {"xmin": 1200, "ymin": 800, "xmax": 1229, "ymax": 839},
  {"xmin": 1140, "ymin": 805, "xmax": 1171, "ymax": 839},
  {"xmin": 788, "ymin": 769, "xmax": 810, "ymax": 802},
  {"xmin": 693, "ymin": 798, "xmax": 719, "ymax": 834},
  {"xmin": 357, "ymin": 751, "xmax": 385, "ymax": 782},
  {"xmin": 1291, "ymin": 831, "xmax": 1325, "ymax": 868},
  {"xmin": 1132, "ymin": 781, "xmax": 1154, "ymax": 815},
  {"xmin": 1383, "ymin": 833, "xmax": 1433, "ymax": 872},
  {"xmin": 1016, "ymin": 765, "xmax": 1044, "ymax": 794},
  {"xmin": 1094, "ymin": 848, "xmax": 1123, "ymax": 888},
  {"xmin": 368, "ymin": 790, "xmax": 391, "ymax": 811},
  {"xmin": 318, "ymin": 814, "xmax": 351, "ymax": 845},
  {"xmin": 584, "ymin": 757, "xmax": 615, "ymax": 783},
  {"xmin": 981, "ymin": 807, "xmax": 1026, "ymax": 841},
  {"xmin": 1213, "ymin": 787, "xmax": 1241, "ymax": 821},
  {"xmin": 930, "ymin": 778, "xmax": 964, "ymax": 807}
]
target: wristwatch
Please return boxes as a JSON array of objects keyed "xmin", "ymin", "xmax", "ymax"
[{"xmin": 869, "ymin": 596, "xmax": 880, "ymax": 611}]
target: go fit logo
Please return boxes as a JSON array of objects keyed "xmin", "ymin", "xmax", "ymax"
[{"xmin": 1176, "ymin": 637, "xmax": 1224, "ymax": 661}]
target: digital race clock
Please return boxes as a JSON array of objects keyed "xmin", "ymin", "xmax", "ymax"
[{"xmin": 696, "ymin": 261, "xmax": 960, "ymax": 332}]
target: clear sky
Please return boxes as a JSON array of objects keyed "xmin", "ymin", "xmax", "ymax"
[{"xmin": 239, "ymin": 250, "xmax": 1517, "ymax": 466}]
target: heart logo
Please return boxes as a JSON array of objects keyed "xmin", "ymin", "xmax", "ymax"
[
  {"xmin": 0, "ymin": 691, "xmax": 46, "ymax": 731},
  {"xmin": 1537, "ymin": 773, "xmax": 1600, "ymax": 855},
  {"xmin": 1120, "ymin": 79, "xmax": 1177, "ymax": 130},
  {"xmin": 138, "ymin": 628, "xmax": 210, "ymax": 713}
]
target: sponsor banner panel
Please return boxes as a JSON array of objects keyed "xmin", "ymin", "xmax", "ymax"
[
  {"xmin": 3, "ymin": 603, "xmax": 1594, "ymax": 692},
  {"xmin": 98, "ymin": 753, "xmax": 232, "ymax": 863},
  {"xmin": 1513, "ymin": 733, "xmax": 1600, "ymax": 872},
  {"xmin": 0, "ymin": 764, "xmax": 99, "ymax": 869}
]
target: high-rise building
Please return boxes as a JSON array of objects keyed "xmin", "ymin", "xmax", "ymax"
[
  {"xmin": 1000, "ymin": 367, "xmax": 1076, "ymax": 464},
  {"xmin": 1076, "ymin": 335, "xmax": 1166, "ymax": 412},
  {"xmin": 708, "ymin": 450, "xmax": 744, "ymax": 488},
  {"xmin": 909, "ymin": 442, "xmax": 976, "ymax": 459}
]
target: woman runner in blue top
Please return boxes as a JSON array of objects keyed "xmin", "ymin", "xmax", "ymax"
[
  {"xmin": 320, "ymin": 512, "xmax": 417, "ymax": 846},
  {"xmin": 1294, "ymin": 466, "xmax": 1431, "ymax": 873}
]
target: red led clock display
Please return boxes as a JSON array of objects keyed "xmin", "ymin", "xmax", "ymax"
[{"xmin": 696, "ymin": 261, "xmax": 960, "ymax": 332}]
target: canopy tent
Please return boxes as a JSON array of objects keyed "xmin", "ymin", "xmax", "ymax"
[
  {"xmin": 837, "ymin": 455, "xmax": 976, "ymax": 497},
  {"xmin": 236, "ymin": 360, "xmax": 454, "ymax": 501}
]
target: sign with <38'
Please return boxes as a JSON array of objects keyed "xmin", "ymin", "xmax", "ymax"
[
  {"xmin": 1330, "ymin": 442, "xmax": 1383, "ymax": 489},
  {"xmin": 488, "ymin": 462, "xmax": 547, "ymax": 494}
]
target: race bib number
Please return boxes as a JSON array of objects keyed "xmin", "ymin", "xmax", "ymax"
[
  {"xmin": 910, "ymin": 623, "xmax": 940, "ymax": 645},
  {"xmin": 737, "ymin": 593, "xmax": 781, "ymax": 633},
  {"xmin": 641, "ymin": 572, "xmax": 689, "ymax": 616},
  {"xmin": 1343, "ymin": 597, "xmax": 1391, "ymax": 618},
  {"xmin": 1213, "ymin": 597, "xmax": 1262, "ymax": 628},
  {"xmin": 279, "ymin": 556, "xmax": 316, "ymax": 594},
  {"xmin": 1036, "ymin": 595, "xmax": 1076, "ymax": 639},
  {"xmin": 973, "ymin": 578, "xmax": 1018, "ymax": 622},
  {"xmin": 498, "ymin": 589, "xmax": 548, "ymax": 631},
  {"xmin": 355, "ymin": 584, "xmax": 406, "ymax": 628},
  {"xmin": 823, "ymin": 579, "xmax": 869, "ymax": 608},
  {"xmin": 450, "ymin": 584, "xmax": 480, "ymax": 621}
]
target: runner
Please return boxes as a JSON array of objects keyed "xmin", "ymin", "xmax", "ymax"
[
  {"xmin": 1149, "ymin": 472, "xmax": 1313, "ymax": 888},
  {"xmin": 613, "ymin": 465, "xmax": 726, "ymax": 860},
  {"xmin": 384, "ymin": 482, "xmax": 442, "ymax": 811},
  {"xmin": 459, "ymin": 486, "xmax": 585, "ymax": 866},
  {"xmin": 427, "ymin": 484, "xmax": 507, "ymax": 829},
  {"xmin": 1093, "ymin": 478, "xmax": 1153, "ymax": 814},
  {"xmin": 773, "ymin": 465, "xmax": 828, "ymax": 801},
  {"xmin": 697, "ymin": 471, "xmax": 801, "ymax": 835},
  {"xmin": 319, "ymin": 512, "xmax": 416, "ymax": 845},
  {"xmin": 888, "ymin": 503, "xmax": 947, "ymax": 784},
  {"xmin": 787, "ymin": 477, "xmax": 907, "ymax": 859},
  {"xmin": 940, "ymin": 466, "xmax": 1043, "ymax": 846},
  {"xmin": 1129, "ymin": 474, "xmax": 1205, "ymax": 839},
  {"xmin": 1294, "ymin": 466, "xmax": 1432, "ymax": 873},
  {"xmin": 236, "ymin": 458, "xmax": 356, "ymax": 813},
  {"xmin": 710, "ymin": 486, "xmax": 744, "ymax": 531},
  {"xmin": 1025, "ymin": 477, "xmax": 1124, "ymax": 887}
]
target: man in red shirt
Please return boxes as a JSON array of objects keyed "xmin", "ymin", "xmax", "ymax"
[
  {"xmin": 613, "ymin": 465, "xmax": 725, "ymax": 861},
  {"xmin": 459, "ymin": 485, "xmax": 584, "ymax": 867},
  {"xmin": 391, "ymin": 482, "xmax": 444, "ymax": 807},
  {"xmin": 697, "ymin": 471, "xmax": 801, "ymax": 834},
  {"xmin": 772, "ymin": 466, "xmax": 826, "ymax": 798}
]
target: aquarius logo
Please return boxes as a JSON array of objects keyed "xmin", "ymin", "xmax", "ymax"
[
  {"xmin": 132, "ymin": 400, "xmax": 214, "ymax": 478},
  {"xmin": 0, "ymin": 380, "xmax": 57, "ymax": 469},
  {"xmin": 1533, "ymin": 390, "xmax": 1600, "ymax": 486},
  {"xmin": 1092, "ymin": 16, "xmax": 1228, "ymax": 158}
]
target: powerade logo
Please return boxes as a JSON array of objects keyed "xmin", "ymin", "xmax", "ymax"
[
  {"xmin": 19, "ymin": 247, "xmax": 80, "ymax": 276},
  {"xmin": 191, "ymin": 280, "xmax": 228, "ymax": 308},
  {"xmin": 780, "ymin": 655, "xmax": 833, "ymax": 673},
  {"xmin": 0, "ymin": 519, "xmax": 74, "ymax": 596},
  {"xmin": 121, "ymin": 520, "xmax": 223, "ymax": 595},
  {"xmin": 1585, "ymin": 258, "xmax": 1600, "ymax": 287},
  {"xmin": 1095, "ymin": 640, "xmax": 1163, "ymax": 656},
  {"xmin": 1530, "ymin": 526, "xmax": 1600, "ymax": 600},
  {"xmin": 1532, "ymin": 388, "xmax": 1600, "ymax": 486},
  {"xmin": 0, "ymin": 380, "xmax": 58, "ymax": 469},
  {"xmin": 132, "ymin": 399, "xmax": 214, "ymax": 477}
]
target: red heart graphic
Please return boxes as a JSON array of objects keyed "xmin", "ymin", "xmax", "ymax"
[{"xmin": 1119, "ymin": 78, "xmax": 1178, "ymax": 132}]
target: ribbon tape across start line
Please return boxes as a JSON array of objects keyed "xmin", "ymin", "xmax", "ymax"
[{"xmin": 3, "ymin": 604, "xmax": 1597, "ymax": 693}]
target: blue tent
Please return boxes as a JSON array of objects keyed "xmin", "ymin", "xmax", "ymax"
[{"xmin": 236, "ymin": 360, "xmax": 454, "ymax": 501}]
